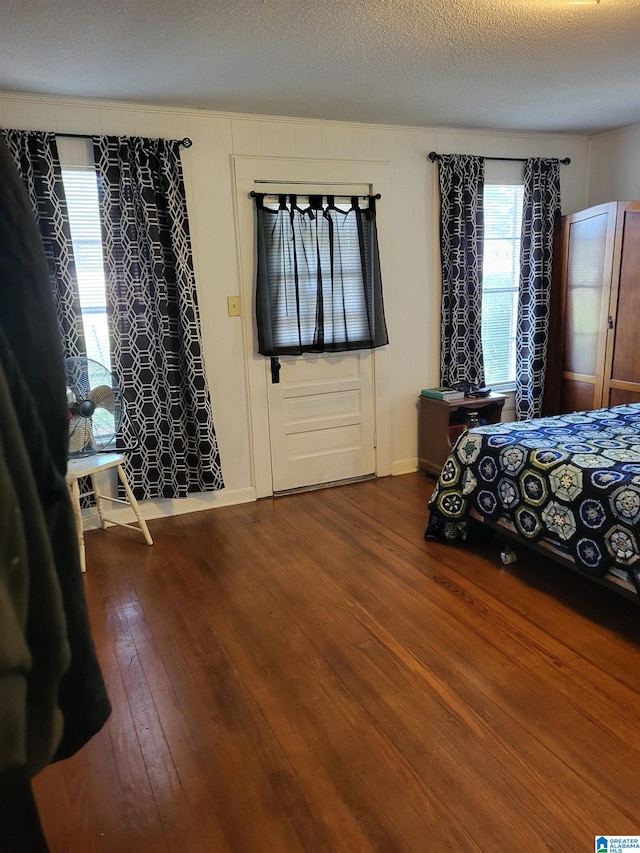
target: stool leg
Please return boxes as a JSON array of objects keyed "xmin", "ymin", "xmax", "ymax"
[
  {"xmin": 116, "ymin": 464, "xmax": 153, "ymax": 546},
  {"xmin": 90, "ymin": 473, "xmax": 108, "ymax": 529},
  {"xmin": 69, "ymin": 477, "xmax": 87, "ymax": 573}
]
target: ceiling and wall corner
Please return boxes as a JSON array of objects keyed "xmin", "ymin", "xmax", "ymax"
[
  {"xmin": 0, "ymin": 0, "xmax": 636, "ymax": 511},
  {"xmin": 0, "ymin": 0, "xmax": 638, "ymax": 135},
  {"xmin": 588, "ymin": 122, "xmax": 640, "ymax": 205},
  {"xmin": 0, "ymin": 89, "xmax": 597, "ymax": 510}
]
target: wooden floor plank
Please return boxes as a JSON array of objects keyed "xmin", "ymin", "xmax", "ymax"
[
  {"xmin": 229, "ymin": 490, "xmax": 636, "ymax": 847},
  {"xmin": 33, "ymin": 473, "xmax": 640, "ymax": 852},
  {"xmin": 220, "ymin": 505, "xmax": 443, "ymax": 851}
]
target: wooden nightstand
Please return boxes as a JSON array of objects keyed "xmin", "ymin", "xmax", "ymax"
[{"xmin": 418, "ymin": 392, "xmax": 506, "ymax": 476}]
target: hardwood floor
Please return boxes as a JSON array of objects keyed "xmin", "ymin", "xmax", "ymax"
[{"xmin": 33, "ymin": 473, "xmax": 640, "ymax": 852}]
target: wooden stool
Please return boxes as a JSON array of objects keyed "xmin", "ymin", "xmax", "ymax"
[{"xmin": 65, "ymin": 452, "xmax": 153, "ymax": 572}]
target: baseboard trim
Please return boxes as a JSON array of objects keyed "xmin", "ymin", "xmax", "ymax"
[
  {"xmin": 81, "ymin": 461, "xmax": 426, "ymax": 529},
  {"xmin": 391, "ymin": 458, "xmax": 419, "ymax": 476},
  {"xmin": 81, "ymin": 485, "xmax": 257, "ymax": 528}
]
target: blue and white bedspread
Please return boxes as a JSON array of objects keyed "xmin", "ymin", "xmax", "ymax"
[{"xmin": 426, "ymin": 404, "xmax": 640, "ymax": 584}]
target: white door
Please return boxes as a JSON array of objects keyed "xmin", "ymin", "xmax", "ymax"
[
  {"xmin": 233, "ymin": 157, "xmax": 390, "ymax": 497},
  {"xmin": 267, "ymin": 351, "xmax": 376, "ymax": 493}
]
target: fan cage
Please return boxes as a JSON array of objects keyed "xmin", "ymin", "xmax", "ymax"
[{"xmin": 65, "ymin": 357, "xmax": 126, "ymax": 457}]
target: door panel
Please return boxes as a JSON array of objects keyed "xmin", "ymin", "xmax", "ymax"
[
  {"xmin": 607, "ymin": 208, "xmax": 640, "ymax": 390},
  {"xmin": 559, "ymin": 203, "xmax": 616, "ymax": 411},
  {"xmin": 267, "ymin": 351, "xmax": 375, "ymax": 493},
  {"xmin": 558, "ymin": 378, "xmax": 599, "ymax": 415},
  {"xmin": 609, "ymin": 387, "xmax": 640, "ymax": 407}
]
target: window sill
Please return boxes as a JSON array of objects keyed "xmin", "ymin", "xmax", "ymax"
[{"xmin": 489, "ymin": 383, "xmax": 515, "ymax": 395}]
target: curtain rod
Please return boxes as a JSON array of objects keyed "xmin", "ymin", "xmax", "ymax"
[
  {"xmin": 428, "ymin": 151, "xmax": 570, "ymax": 165},
  {"xmin": 57, "ymin": 132, "xmax": 193, "ymax": 148},
  {"xmin": 250, "ymin": 191, "xmax": 381, "ymax": 199}
]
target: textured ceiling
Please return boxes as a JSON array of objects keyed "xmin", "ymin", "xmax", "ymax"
[{"xmin": 1, "ymin": 0, "xmax": 639, "ymax": 133}]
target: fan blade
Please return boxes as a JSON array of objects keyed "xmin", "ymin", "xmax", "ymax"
[
  {"xmin": 68, "ymin": 416, "xmax": 94, "ymax": 454},
  {"xmin": 87, "ymin": 384, "xmax": 117, "ymax": 414}
]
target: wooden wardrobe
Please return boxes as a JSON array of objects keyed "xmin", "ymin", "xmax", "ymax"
[{"xmin": 545, "ymin": 201, "xmax": 640, "ymax": 414}]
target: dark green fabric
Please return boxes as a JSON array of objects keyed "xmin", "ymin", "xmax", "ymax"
[
  {"xmin": 0, "ymin": 346, "xmax": 69, "ymax": 777},
  {"xmin": 0, "ymin": 134, "xmax": 111, "ymax": 768}
]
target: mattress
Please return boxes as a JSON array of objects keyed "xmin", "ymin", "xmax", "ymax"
[{"xmin": 426, "ymin": 404, "xmax": 640, "ymax": 598}]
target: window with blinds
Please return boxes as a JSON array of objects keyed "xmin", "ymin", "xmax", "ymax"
[
  {"xmin": 482, "ymin": 184, "xmax": 524, "ymax": 386},
  {"xmin": 255, "ymin": 193, "xmax": 387, "ymax": 356},
  {"xmin": 61, "ymin": 168, "xmax": 111, "ymax": 368},
  {"xmin": 262, "ymin": 197, "xmax": 365, "ymax": 350}
]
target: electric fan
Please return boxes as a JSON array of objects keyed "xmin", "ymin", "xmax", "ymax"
[{"xmin": 64, "ymin": 357, "xmax": 125, "ymax": 457}]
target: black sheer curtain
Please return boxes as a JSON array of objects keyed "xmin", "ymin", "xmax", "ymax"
[
  {"xmin": 92, "ymin": 135, "xmax": 224, "ymax": 500},
  {"xmin": 2, "ymin": 129, "xmax": 86, "ymax": 360},
  {"xmin": 436, "ymin": 155, "xmax": 486, "ymax": 389},
  {"xmin": 254, "ymin": 194, "xmax": 388, "ymax": 356},
  {"xmin": 516, "ymin": 158, "xmax": 561, "ymax": 420}
]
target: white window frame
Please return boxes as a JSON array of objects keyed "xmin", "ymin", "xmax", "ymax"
[
  {"xmin": 57, "ymin": 136, "xmax": 111, "ymax": 372},
  {"xmin": 482, "ymin": 161, "xmax": 525, "ymax": 392}
]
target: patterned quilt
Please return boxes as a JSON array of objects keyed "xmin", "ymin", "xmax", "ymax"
[{"xmin": 426, "ymin": 404, "xmax": 640, "ymax": 582}]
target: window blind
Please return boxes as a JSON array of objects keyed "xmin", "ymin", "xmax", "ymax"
[
  {"xmin": 255, "ymin": 194, "xmax": 388, "ymax": 356},
  {"xmin": 61, "ymin": 168, "xmax": 111, "ymax": 367},
  {"xmin": 482, "ymin": 184, "xmax": 524, "ymax": 385}
]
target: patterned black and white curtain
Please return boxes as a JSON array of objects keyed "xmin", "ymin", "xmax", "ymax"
[
  {"xmin": 516, "ymin": 158, "xmax": 561, "ymax": 420},
  {"xmin": 93, "ymin": 135, "xmax": 224, "ymax": 500},
  {"xmin": 2, "ymin": 129, "xmax": 86, "ymax": 359},
  {"xmin": 437, "ymin": 154, "xmax": 485, "ymax": 389}
]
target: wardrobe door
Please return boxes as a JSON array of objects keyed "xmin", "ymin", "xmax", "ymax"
[
  {"xmin": 557, "ymin": 203, "xmax": 617, "ymax": 413},
  {"xmin": 603, "ymin": 202, "xmax": 640, "ymax": 405}
]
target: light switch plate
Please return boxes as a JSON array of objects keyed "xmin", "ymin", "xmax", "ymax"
[{"xmin": 227, "ymin": 296, "xmax": 241, "ymax": 317}]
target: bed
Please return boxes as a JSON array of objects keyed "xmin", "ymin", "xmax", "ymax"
[{"xmin": 425, "ymin": 403, "xmax": 640, "ymax": 601}]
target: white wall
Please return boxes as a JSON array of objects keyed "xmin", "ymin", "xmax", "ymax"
[
  {"xmin": 588, "ymin": 122, "xmax": 640, "ymax": 206},
  {"xmin": 0, "ymin": 92, "xmax": 591, "ymax": 515}
]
